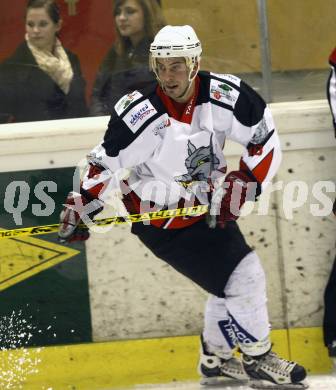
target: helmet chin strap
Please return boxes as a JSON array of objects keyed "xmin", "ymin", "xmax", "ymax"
[
  {"xmin": 150, "ymin": 57, "xmax": 200, "ymax": 99},
  {"xmin": 176, "ymin": 80, "xmax": 193, "ymax": 100},
  {"xmin": 176, "ymin": 60, "xmax": 199, "ymax": 100}
]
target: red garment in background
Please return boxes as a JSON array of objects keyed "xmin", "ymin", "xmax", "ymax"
[
  {"xmin": 0, "ymin": 0, "xmax": 116, "ymax": 101},
  {"xmin": 329, "ymin": 47, "xmax": 336, "ymax": 65}
]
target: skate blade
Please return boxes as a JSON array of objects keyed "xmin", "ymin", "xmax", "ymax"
[
  {"xmin": 200, "ymin": 375, "xmax": 248, "ymax": 387},
  {"xmin": 332, "ymin": 357, "xmax": 336, "ymax": 374},
  {"xmin": 250, "ymin": 379, "xmax": 308, "ymax": 390}
]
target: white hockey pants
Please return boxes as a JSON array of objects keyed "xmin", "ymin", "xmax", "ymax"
[{"xmin": 203, "ymin": 251, "xmax": 271, "ymax": 358}]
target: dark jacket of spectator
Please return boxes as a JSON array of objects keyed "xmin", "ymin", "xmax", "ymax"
[
  {"xmin": 89, "ymin": 0, "xmax": 165, "ymax": 116},
  {"xmin": 0, "ymin": 41, "xmax": 88, "ymax": 123},
  {"xmin": 90, "ymin": 36, "xmax": 155, "ymax": 116}
]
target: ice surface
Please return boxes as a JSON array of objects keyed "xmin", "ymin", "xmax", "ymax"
[{"xmin": 113, "ymin": 375, "xmax": 336, "ymax": 390}]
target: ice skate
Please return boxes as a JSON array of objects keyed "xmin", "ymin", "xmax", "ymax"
[
  {"xmin": 198, "ymin": 336, "xmax": 248, "ymax": 386},
  {"xmin": 327, "ymin": 340, "xmax": 336, "ymax": 358},
  {"xmin": 242, "ymin": 350, "xmax": 308, "ymax": 389},
  {"xmin": 327, "ymin": 341, "xmax": 336, "ymax": 374}
]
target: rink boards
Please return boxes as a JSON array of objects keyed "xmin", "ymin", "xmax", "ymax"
[
  {"xmin": 1, "ymin": 328, "xmax": 334, "ymax": 389},
  {"xmin": 0, "ymin": 100, "xmax": 335, "ymax": 389}
]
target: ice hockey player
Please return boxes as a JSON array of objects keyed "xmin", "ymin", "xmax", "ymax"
[
  {"xmin": 327, "ymin": 47, "xmax": 336, "ymax": 138},
  {"xmin": 58, "ymin": 25, "xmax": 308, "ymax": 389}
]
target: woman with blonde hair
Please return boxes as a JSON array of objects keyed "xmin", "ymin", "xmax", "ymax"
[
  {"xmin": 90, "ymin": 0, "xmax": 165, "ymax": 116},
  {"xmin": 0, "ymin": 0, "xmax": 87, "ymax": 123}
]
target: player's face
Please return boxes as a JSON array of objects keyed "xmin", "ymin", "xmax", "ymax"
[
  {"xmin": 26, "ymin": 7, "xmax": 61, "ymax": 52},
  {"xmin": 156, "ymin": 58, "xmax": 193, "ymax": 102},
  {"xmin": 115, "ymin": 0, "xmax": 145, "ymax": 44}
]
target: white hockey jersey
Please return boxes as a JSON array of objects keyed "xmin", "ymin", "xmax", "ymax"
[{"xmin": 81, "ymin": 71, "xmax": 281, "ymax": 229}]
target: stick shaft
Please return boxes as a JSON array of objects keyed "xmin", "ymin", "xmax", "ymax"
[{"xmin": 0, "ymin": 205, "xmax": 208, "ymax": 239}]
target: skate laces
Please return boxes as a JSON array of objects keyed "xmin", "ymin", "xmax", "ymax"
[{"xmin": 261, "ymin": 352, "xmax": 295, "ymax": 375}]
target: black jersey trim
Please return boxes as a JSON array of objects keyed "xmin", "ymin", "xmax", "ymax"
[
  {"xmin": 197, "ymin": 71, "xmax": 241, "ymax": 107},
  {"xmin": 103, "ymin": 110, "xmax": 163, "ymax": 157},
  {"xmin": 150, "ymin": 91, "xmax": 170, "ymax": 114},
  {"xmin": 135, "ymin": 111, "xmax": 163, "ymax": 136},
  {"xmin": 118, "ymin": 96, "xmax": 145, "ymax": 119},
  {"xmin": 210, "ymin": 98, "xmax": 234, "ymax": 111},
  {"xmin": 196, "ymin": 72, "xmax": 211, "ymax": 106},
  {"xmin": 200, "ymin": 72, "xmax": 267, "ymax": 127},
  {"xmin": 233, "ymin": 80, "xmax": 266, "ymax": 127},
  {"xmin": 209, "ymin": 74, "xmax": 241, "ymax": 92},
  {"xmin": 105, "ymin": 84, "xmax": 176, "ymax": 157},
  {"xmin": 114, "ymin": 83, "xmax": 158, "ymax": 119},
  {"xmin": 248, "ymin": 129, "xmax": 275, "ymax": 148},
  {"xmin": 199, "ymin": 70, "xmax": 242, "ymax": 94}
]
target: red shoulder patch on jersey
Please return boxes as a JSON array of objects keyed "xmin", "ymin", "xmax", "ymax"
[
  {"xmin": 248, "ymin": 144, "xmax": 264, "ymax": 156},
  {"xmin": 252, "ymin": 149, "xmax": 274, "ymax": 182},
  {"xmin": 329, "ymin": 48, "xmax": 336, "ymax": 65}
]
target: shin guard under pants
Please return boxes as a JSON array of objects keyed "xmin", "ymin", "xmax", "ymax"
[{"xmin": 203, "ymin": 251, "xmax": 271, "ymax": 358}]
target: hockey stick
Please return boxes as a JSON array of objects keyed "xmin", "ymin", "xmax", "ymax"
[{"xmin": 0, "ymin": 204, "xmax": 209, "ymax": 240}]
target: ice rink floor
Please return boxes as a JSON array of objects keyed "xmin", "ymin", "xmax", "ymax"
[{"xmin": 114, "ymin": 375, "xmax": 336, "ymax": 390}]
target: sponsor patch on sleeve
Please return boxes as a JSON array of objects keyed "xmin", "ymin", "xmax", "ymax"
[
  {"xmin": 114, "ymin": 91, "xmax": 143, "ymax": 116},
  {"xmin": 211, "ymin": 72, "xmax": 241, "ymax": 86},
  {"xmin": 151, "ymin": 115, "xmax": 171, "ymax": 135},
  {"xmin": 210, "ymin": 78, "xmax": 240, "ymax": 105},
  {"xmin": 122, "ymin": 99, "xmax": 157, "ymax": 133}
]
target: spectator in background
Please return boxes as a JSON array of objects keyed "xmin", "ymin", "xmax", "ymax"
[
  {"xmin": 0, "ymin": 0, "xmax": 87, "ymax": 124},
  {"xmin": 90, "ymin": 0, "xmax": 165, "ymax": 116},
  {"xmin": 324, "ymin": 47, "xmax": 336, "ymax": 359}
]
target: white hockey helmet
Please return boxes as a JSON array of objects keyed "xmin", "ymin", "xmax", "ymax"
[{"xmin": 150, "ymin": 25, "xmax": 202, "ymax": 82}]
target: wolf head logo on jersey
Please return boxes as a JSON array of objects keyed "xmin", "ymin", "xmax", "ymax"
[{"xmin": 175, "ymin": 136, "xmax": 220, "ymax": 189}]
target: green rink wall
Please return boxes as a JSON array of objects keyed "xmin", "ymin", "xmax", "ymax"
[{"xmin": 0, "ymin": 168, "xmax": 92, "ymax": 348}]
